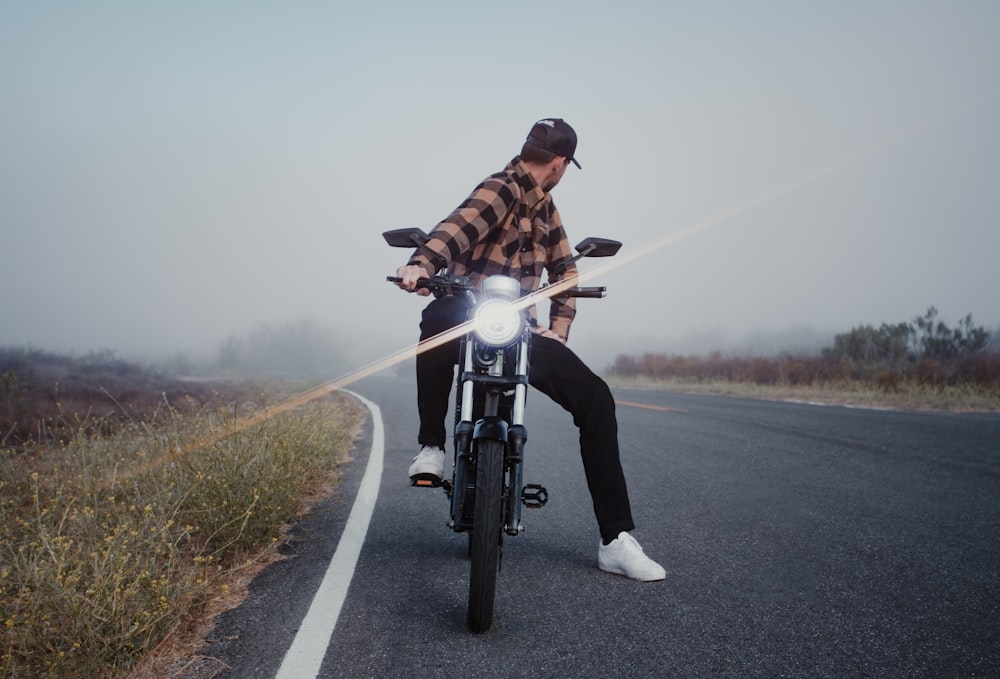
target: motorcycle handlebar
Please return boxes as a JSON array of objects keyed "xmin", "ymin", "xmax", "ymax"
[
  {"xmin": 388, "ymin": 276, "xmax": 606, "ymax": 299},
  {"xmin": 561, "ymin": 286, "xmax": 607, "ymax": 299},
  {"xmin": 386, "ymin": 274, "xmax": 473, "ymax": 296}
]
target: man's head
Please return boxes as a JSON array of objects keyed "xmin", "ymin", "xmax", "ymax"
[{"xmin": 520, "ymin": 118, "xmax": 580, "ymax": 191}]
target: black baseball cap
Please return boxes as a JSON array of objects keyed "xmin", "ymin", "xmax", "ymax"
[{"xmin": 525, "ymin": 118, "xmax": 581, "ymax": 168}]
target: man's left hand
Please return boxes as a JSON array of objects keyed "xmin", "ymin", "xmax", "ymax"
[{"xmin": 536, "ymin": 328, "xmax": 566, "ymax": 344}]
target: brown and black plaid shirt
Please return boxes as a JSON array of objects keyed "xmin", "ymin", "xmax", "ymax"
[{"xmin": 408, "ymin": 157, "xmax": 579, "ymax": 339}]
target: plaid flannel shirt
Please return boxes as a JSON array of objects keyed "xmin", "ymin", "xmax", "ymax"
[{"xmin": 408, "ymin": 157, "xmax": 579, "ymax": 340}]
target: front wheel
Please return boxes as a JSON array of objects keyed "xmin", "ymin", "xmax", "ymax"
[{"xmin": 467, "ymin": 438, "xmax": 504, "ymax": 633}]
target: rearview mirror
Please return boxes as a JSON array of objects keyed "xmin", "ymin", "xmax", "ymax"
[
  {"xmin": 383, "ymin": 228, "xmax": 430, "ymax": 248},
  {"xmin": 553, "ymin": 237, "xmax": 623, "ymax": 275},
  {"xmin": 574, "ymin": 238, "xmax": 622, "ymax": 258}
]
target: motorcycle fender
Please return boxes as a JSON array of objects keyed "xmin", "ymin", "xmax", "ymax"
[{"xmin": 473, "ymin": 416, "xmax": 508, "ymax": 443}]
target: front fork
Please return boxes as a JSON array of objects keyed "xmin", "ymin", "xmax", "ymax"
[
  {"xmin": 505, "ymin": 423, "xmax": 527, "ymax": 535},
  {"xmin": 449, "ymin": 336, "xmax": 530, "ymax": 535}
]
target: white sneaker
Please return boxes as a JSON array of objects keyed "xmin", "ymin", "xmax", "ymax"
[
  {"xmin": 408, "ymin": 445, "xmax": 445, "ymax": 485},
  {"xmin": 598, "ymin": 531, "xmax": 666, "ymax": 581}
]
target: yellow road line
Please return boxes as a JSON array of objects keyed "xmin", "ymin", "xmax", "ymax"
[{"xmin": 615, "ymin": 400, "xmax": 686, "ymax": 413}]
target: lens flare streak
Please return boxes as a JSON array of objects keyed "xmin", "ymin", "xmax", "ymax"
[{"xmin": 185, "ymin": 120, "xmax": 932, "ymax": 451}]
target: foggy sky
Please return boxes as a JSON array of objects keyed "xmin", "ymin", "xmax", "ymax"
[{"xmin": 2, "ymin": 1, "xmax": 998, "ymax": 372}]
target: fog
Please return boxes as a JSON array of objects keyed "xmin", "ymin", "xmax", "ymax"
[{"xmin": 2, "ymin": 2, "xmax": 998, "ymax": 374}]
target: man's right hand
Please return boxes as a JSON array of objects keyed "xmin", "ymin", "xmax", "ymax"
[{"xmin": 395, "ymin": 264, "xmax": 431, "ymax": 296}]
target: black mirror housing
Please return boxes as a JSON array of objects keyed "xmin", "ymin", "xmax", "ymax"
[
  {"xmin": 574, "ymin": 237, "xmax": 622, "ymax": 258},
  {"xmin": 383, "ymin": 228, "xmax": 430, "ymax": 248}
]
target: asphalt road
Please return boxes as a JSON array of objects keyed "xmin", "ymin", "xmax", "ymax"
[{"xmin": 202, "ymin": 372, "xmax": 1000, "ymax": 678}]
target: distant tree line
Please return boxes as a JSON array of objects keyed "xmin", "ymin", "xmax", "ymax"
[
  {"xmin": 214, "ymin": 318, "xmax": 350, "ymax": 379},
  {"xmin": 824, "ymin": 307, "xmax": 989, "ymax": 365},
  {"xmin": 608, "ymin": 307, "xmax": 1000, "ymax": 393}
]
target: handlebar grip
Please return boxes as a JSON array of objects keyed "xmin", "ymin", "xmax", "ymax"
[
  {"xmin": 563, "ymin": 286, "xmax": 607, "ymax": 298},
  {"xmin": 387, "ymin": 275, "xmax": 434, "ymax": 291}
]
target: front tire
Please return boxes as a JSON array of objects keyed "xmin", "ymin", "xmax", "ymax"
[{"xmin": 467, "ymin": 438, "xmax": 504, "ymax": 633}]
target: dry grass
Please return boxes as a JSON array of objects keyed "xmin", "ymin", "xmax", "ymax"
[
  {"xmin": 606, "ymin": 375, "xmax": 1000, "ymax": 412},
  {"xmin": 0, "ymin": 385, "xmax": 364, "ymax": 679}
]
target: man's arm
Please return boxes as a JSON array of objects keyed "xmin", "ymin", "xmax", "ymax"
[
  {"xmin": 393, "ymin": 175, "xmax": 515, "ymax": 294},
  {"xmin": 545, "ymin": 206, "xmax": 577, "ymax": 341},
  {"xmin": 404, "ymin": 177, "xmax": 515, "ymax": 273}
]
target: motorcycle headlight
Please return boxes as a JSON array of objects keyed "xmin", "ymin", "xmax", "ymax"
[
  {"xmin": 472, "ymin": 299, "xmax": 524, "ymax": 346},
  {"xmin": 481, "ymin": 275, "xmax": 521, "ymax": 301}
]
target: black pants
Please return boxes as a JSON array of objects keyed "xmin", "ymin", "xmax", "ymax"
[{"xmin": 416, "ymin": 294, "xmax": 635, "ymax": 542}]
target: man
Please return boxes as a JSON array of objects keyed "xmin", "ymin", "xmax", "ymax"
[{"xmin": 394, "ymin": 118, "xmax": 664, "ymax": 581}]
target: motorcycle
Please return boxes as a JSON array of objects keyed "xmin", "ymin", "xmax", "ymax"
[{"xmin": 384, "ymin": 227, "xmax": 621, "ymax": 633}]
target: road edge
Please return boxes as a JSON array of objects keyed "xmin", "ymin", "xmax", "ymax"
[{"xmin": 274, "ymin": 389, "xmax": 384, "ymax": 679}]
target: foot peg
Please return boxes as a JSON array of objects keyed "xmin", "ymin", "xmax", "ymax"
[
  {"xmin": 410, "ymin": 474, "xmax": 443, "ymax": 488},
  {"xmin": 521, "ymin": 483, "xmax": 548, "ymax": 508}
]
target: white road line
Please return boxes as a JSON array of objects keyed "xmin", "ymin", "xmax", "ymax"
[{"xmin": 274, "ymin": 390, "xmax": 384, "ymax": 679}]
